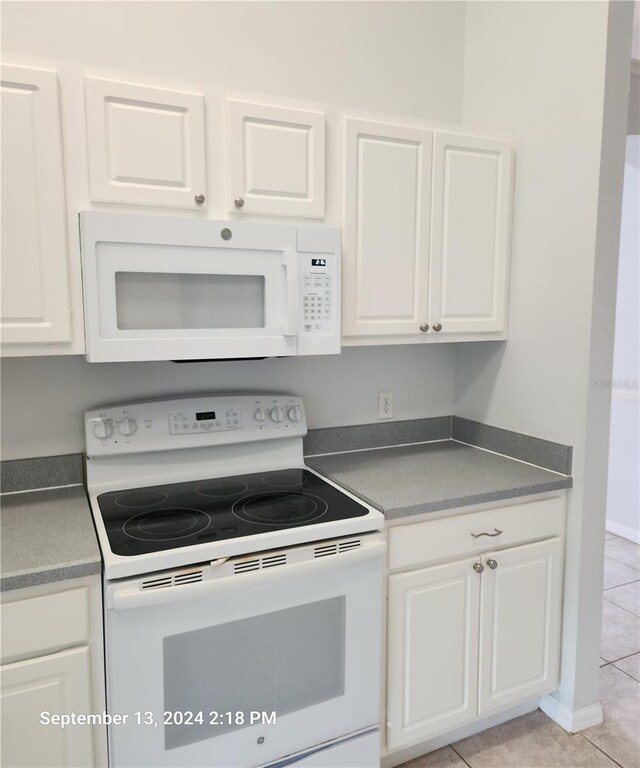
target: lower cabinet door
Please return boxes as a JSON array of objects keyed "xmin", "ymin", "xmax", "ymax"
[
  {"xmin": 386, "ymin": 558, "xmax": 480, "ymax": 749},
  {"xmin": 478, "ymin": 538, "xmax": 563, "ymax": 716},
  {"xmin": 0, "ymin": 645, "xmax": 94, "ymax": 768}
]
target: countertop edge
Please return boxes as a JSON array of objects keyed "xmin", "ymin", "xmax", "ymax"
[{"xmin": 0, "ymin": 560, "xmax": 103, "ymax": 593}]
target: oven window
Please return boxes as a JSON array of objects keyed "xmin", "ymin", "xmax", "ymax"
[
  {"xmin": 163, "ymin": 596, "xmax": 346, "ymax": 750},
  {"xmin": 114, "ymin": 272, "xmax": 266, "ymax": 329}
]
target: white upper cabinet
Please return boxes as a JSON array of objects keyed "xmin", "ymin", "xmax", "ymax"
[
  {"xmin": 0, "ymin": 64, "xmax": 72, "ymax": 346},
  {"xmin": 227, "ymin": 100, "xmax": 326, "ymax": 218},
  {"xmin": 343, "ymin": 118, "xmax": 433, "ymax": 336},
  {"xmin": 85, "ymin": 77, "xmax": 206, "ymax": 209},
  {"xmin": 429, "ymin": 132, "xmax": 513, "ymax": 335}
]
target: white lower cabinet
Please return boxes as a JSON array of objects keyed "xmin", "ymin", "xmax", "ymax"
[
  {"xmin": 478, "ymin": 538, "xmax": 563, "ymax": 716},
  {"xmin": 1, "ymin": 647, "xmax": 93, "ymax": 768},
  {"xmin": 0, "ymin": 577, "xmax": 107, "ymax": 768},
  {"xmin": 386, "ymin": 558, "xmax": 480, "ymax": 749},
  {"xmin": 385, "ymin": 498, "xmax": 564, "ymax": 752}
]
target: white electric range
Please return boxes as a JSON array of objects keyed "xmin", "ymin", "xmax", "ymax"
[{"xmin": 85, "ymin": 394, "xmax": 385, "ymax": 768}]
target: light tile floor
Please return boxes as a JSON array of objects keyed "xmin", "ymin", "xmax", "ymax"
[{"xmin": 399, "ymin": 534, "xmax": 640, "ymax": 768}]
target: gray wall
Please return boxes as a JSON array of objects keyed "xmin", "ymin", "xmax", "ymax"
[
  {"xmin": 0, "ymin": 346, "xmax": 455, "ymax": 460},
  {"xmin": 458, "ymin": 0, "xmax": 633, "ymax": 716}
]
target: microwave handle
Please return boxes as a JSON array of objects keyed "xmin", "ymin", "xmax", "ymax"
[{"xmin": 282, "ymin": 251, "xmax": 300, "ymax": 336}]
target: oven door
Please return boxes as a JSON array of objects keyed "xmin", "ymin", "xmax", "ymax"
[
  {"xmin": 80, "ymin": 212, "xmax": 301, "ymax": 362},
  {"xmin": 104, "ymin": 536, "xmax": 384, "ymax": 768}
]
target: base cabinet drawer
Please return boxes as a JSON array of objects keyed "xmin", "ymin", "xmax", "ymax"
[
  {"xmin": 388, "ymin": 495, "xmax": 565, "ymax": 572},
  {"xmin": 386, "ymin": 532, "xmax": 564, "ymax": 750},
  {"xmin": 0, "ymin": 587, "xmax": 89, "ymax": 664}
]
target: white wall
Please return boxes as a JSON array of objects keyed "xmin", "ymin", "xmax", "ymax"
[
  {"xmin": 457, "ymin": 0, "xmax": 633, "ymax": 719},
  {"xmin": 607, "ymin": 135, "xmax": 640, "ymax": 542},
  {"xmin": 1, "ymin": 1, "xmax": 465, "ymax": 121},
  {"xmin": 0, "ymin": 1, "xmax": 465, "ymax": 461}
]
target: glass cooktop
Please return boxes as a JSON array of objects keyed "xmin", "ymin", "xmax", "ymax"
[{"xmin": 96, "ymin": 468, "xmax": 369, "ymax": 557}]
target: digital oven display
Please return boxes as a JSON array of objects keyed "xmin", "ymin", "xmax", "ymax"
[
  {"xmin": 196, "ymin": 411, "xmax": 216, "ymax": 421},
  {"xmin": 311, "ymin": 258, "xmax": 326, "ymax": 267}
]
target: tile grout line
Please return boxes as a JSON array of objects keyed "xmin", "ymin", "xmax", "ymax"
[
  {"xmin": 610, "ymin": 664, "xmax": 640, "ymax": 684},
  {"xmin": 602, "ymin": 596, "xmax": 640, "ymax": 620},
  {"xmin": 603, "ymin": 576, "xmax": 640, "ymax": 592},
  {"xmin": 448, "ymin": 743, "xmax": 473, "ymax": 767},
  {"xmin": 578, "ymin": 733, "xmax": 626, "ymax": 768},
  {"xmin": 603, "ymin": 551, "xmax": 640, "ymax": 571}
]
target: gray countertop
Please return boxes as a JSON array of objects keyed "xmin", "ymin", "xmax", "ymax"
[
  {"xmin": 306, "ymin": 440, "xmax": 572, "ymax": 520},
  {"xmin": 1, "ymin": 486, "xmax": 101, "ymax": 592}
]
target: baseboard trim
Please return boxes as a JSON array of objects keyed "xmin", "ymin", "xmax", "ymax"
[
  {"xmin": 539, "ymin": 694, "xmax": 603, "ymax": 733},
  {"xmin": 605, "ymin": 519, "xmax": 640, "ymax": 544},
  {"xmin": 382, "ymin": 700, "xmax": 538, "ymax": 767}
]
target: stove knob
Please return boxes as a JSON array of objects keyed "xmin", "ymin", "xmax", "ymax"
[
  {"xmin": 254, "ymin": 407, "xmax": 266, "ymax": 422},
  {"xmin": 269, "ymin": 406, "xmax": 284, "ymax": 423},
  {"xmin": 92, "ymin": 418, "xmax": 113, "ymax": 440},
  {"xmin": 288, "ymin": 405, "xmax": 302, "ymax": 422},
  {"xmin": 118, "ymin": 416, "xmax": 137, "ymax": 436}
]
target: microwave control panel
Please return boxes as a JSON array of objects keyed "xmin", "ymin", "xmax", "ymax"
[{"xmin": 301, "ymin": 256, "xmax": 334, "ymax": 335}]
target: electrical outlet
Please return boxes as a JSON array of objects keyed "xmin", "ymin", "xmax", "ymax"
[{"xmin": 378, "ymin": 391, "xmax": 393, "ymax": 419}]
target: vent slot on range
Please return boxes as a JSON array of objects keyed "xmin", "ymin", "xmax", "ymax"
[
  {"xmin": 314, "ymin": 539, "xmax": 361, "ymax": 558},
  {"xmin": 233, "ymin": 553, "xmax": 288, "ymax": 575},
  {"xmin": 141, "ymin": 570, "xmax": 203, "ymax": 590}
]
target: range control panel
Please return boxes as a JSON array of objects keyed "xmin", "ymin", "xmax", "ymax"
[{"xmin": 85, "ymin": 395, "xmax": 306, "ymax": 457}]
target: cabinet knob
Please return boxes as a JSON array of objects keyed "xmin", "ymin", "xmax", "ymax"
[
  {"xmin": 194, "ymin": 193, "xmax": 206, "ymax": 205},
  {"xmin": 234, "ymin": 196, "xmax": 245, "ymax": 209},
  {"xmin": 487, "ymin": 559, "xmax": 498, "ymax": 570},
  {"xmin": 432, "ymin": 323, "xmax": 443, "ymax": 332},
  {"xmin": 419, "ymin": 323, "xmax": 429, "ymax": 332},
  {"xmin": 473, "ymin": 562, "xmax": 484, "ymax": 574}
]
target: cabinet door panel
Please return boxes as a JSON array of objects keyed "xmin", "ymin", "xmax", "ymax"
[
  {"xmin": 430, "ymin": 133, "xmax": 512, "ymax": 334},
  {"xmin": 1, "ymin": 646, "xmax": 94, "ymax": 767},
  {"xmin": 387, "ymin": 558, "xmax": 480, "ymax": 749},
  {"xmin": 85, "ymin": 77, "xmax": 206, "ymax": 208},
  {"xmin": 228, "ymin": 100, "xmax": 325, "ymax": 218},
  {"xmin": 343, "ymin": 119, "xmax": 432, "ymax": 337},
  {"xmin": 478, "ymin": 538, "xmax": 563, "ymax": 715},
  {"xmin": 0, "ymin": 64, "xmax": 71, "ymax": 345}
]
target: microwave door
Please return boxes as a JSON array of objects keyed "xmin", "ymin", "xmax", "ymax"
[{"xmin": 88, "ymin": 242, "xmax": 297, "ymax": 362}]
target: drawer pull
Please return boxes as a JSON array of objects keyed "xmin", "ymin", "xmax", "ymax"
[{"xmin": 471, "ymin": 528, "xmax": 503, "ymax": 540}]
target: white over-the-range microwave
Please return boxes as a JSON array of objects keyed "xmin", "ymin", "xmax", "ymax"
[{"xmin": 79, "ymin": 212, "xmax": 341, "ymax": 362}]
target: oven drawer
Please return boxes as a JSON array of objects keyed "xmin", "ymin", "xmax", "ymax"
[
  {"xmin": 0, "ymin": 587, "xmax": 89, "ymax": 663},
  {"xmin": 387, "ymin": 495, "xmax": 565, "ymax": 573}
]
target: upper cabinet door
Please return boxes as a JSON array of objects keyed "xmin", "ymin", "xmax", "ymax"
[
  {"xmin": 227, "ymin": 100, "xmax": 325, "ymax": 218},
  {"xmin": 429, "ymin": 133, "xmax": 513, "ymax": 335},
  {"xmin": 1, "ymin": 64, "xmax": 72, "ymax": 346},
  {"xmin": 85, "ymin": 78, "xmax": 206, "ymax": 209},
  {"xmin": 343, "ymin": 119, "xmax": 432, "ymax": 337}
]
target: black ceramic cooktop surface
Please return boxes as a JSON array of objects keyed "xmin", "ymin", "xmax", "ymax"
[{"xmin": 97, "ymin": 468, "xmax": 370, "ymax": 556}]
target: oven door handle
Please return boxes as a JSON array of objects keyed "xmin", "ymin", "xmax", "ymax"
[
  {"xmin": 108, "ymin": 539, "xmax": 386, "ymax": 611},
  {"xmin": 282, "ymin": 250, "xmax": 300, "ymax": 336}
]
